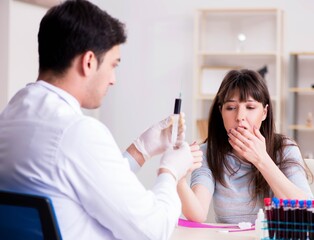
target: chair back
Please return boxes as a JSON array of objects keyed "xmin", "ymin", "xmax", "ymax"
[{"xmin": 0, "ymin": 191, "xmax": 62, "ymax": 240}]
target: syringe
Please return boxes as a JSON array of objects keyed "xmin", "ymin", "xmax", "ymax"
[{"xmin": 171, "ymin": 95, "xmax": 182, "ymax": 147}]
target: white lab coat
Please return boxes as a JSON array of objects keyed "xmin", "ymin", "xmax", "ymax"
[{"xmin": 0, "ymin": 81, "xmax": 181, "ymax": 240}]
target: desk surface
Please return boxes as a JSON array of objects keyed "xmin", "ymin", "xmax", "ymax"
[{"xmin": 170, "ymin": 226, "xmax": 257, "ymax": 240}]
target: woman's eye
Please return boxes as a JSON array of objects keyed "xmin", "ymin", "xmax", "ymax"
[
  {"xmin": 247, "ymin": 106, "xmax": 256, "ymax": 110},
  {"xmin": 226, "ymin": 106, "xmax": 236, "ymax": 110}
]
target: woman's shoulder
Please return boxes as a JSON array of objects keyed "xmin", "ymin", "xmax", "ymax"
[
  {"xmin": 275, "ymin": 133, "xmax": 296, "ymax": 144},
  {"xmin": 275, "ymin": 134, "xmax": 302, "ymax": 160},
  {"xmin": 200, "ymin": 142, "xmax": 208, "ymax": 152}
]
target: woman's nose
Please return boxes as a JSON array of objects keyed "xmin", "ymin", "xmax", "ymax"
[
  {"xmin": 236, "ymin": 117, "xmax": 244, "ymax": 122},
  {"xmin": 236, "ymin": 110, "xmax": 245, "ymax": 122}
]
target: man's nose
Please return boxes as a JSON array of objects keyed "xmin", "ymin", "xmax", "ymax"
[{"xmin": 110, "ymin": 74, "xmax": 116, "ymax": 85}]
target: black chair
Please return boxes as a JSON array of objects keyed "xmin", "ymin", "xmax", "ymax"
[{"xmin": 0, "ymin": 191, "xmax": 62, "ymax": 240}]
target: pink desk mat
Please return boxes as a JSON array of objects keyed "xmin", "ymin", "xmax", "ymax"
[{"xmin": 178, "ymin": 218, "xmax": 239, "ymax": 229}]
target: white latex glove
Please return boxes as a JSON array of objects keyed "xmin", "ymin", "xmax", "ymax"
[
  {"xmin": 133, "ymin": 113, "xmax": 186, "ymax": 161},
  {"xmin": 159, "ymin": 142, "xmax": 194, "ymax": 181}
]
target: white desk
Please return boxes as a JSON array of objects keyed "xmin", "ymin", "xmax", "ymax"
[{"xmin": 170, "ymin": 225, "xmax": 257, "ymax": 240}]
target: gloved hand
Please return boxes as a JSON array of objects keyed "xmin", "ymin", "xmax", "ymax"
[
  {"xmin": 133, "ymin": 113, "xmax": 186, "ymax": 161},
  {"xmin": 159, "ymin": 142, "xmax": 195, "ymax": 181}
]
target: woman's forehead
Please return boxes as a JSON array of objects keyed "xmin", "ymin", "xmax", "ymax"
[{"xmin": 224, "ymin": 89, "xmax": 256, "ymax": 102}]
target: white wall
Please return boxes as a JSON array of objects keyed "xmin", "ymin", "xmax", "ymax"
[
  {"xmin": 94, "ymin": 0, "xmax": 314, "ymax": 188},
  {"xmin": 1, "ymin": 0, "xmax": 314, "ymax": 189},
  {"xmin": 0, "ymin": 0, "xmax": 9, "ymax": 109},
  {"xmin": 0, "ymin": 0, "xmax": 47, "ymax": 111},
  {"xmin": 8, "ymin": 1, "xmax": 46, "ymax": 98}
]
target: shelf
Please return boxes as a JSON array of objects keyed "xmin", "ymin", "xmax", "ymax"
[
  {"xmin": 197, "ymin": 8, "xmax": 279, "ymax": 13},
  {"xmin": 290, "ymin": 52, "xmax": 314, "ymax": 56},
  {"xmin": 197, "ymin": 51, "xmax": 278, "ymax": 57},
  {"xmin": 288, "ymin": 52, "xmax": 314, "ymax": 155},
  {"xmin": 289, "ymin": 125, "xmax": 314, "ymax": 131},
  {"xmin": 192, "ymin": 8, "xmax": 283, "ymax": 141},
  {"xmin": 289, "ymin": 88, "xmax": 314, "ymax": 93},
  {"xmin": 195, "ymin": 95, "xmax": 216, "ymax": 100},
  {"xmin": 195, "ymin": 95, "xmax": 279, "ymax": 101}
]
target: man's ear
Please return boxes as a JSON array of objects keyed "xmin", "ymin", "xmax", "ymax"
[{"xmin": 81, "ymin": 51, "xmax": 96, "ymax": 76}]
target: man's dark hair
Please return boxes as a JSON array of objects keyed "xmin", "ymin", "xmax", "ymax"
[{"xmin": 38, "ymin": 0, "xmax": 126, "ymax": 75}]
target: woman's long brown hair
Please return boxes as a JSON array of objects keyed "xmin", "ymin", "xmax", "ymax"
[{"xmin": 205, "ymin": 69, "xmax": 309, "ymax": 200}]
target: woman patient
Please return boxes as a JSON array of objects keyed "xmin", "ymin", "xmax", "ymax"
[{"xmin": 178, "ymin": 69, "xmax": 313, "ymax": 224}]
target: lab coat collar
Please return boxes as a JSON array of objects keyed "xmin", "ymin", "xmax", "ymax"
[{"xmin": 34, "ymin": 80, "xmax": 83, "ymax": 115}]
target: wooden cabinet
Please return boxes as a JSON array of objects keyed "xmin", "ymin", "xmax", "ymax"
[
  {"xmin": 192, "ymin": 8, "xmax": 283, "ymax": 141},
  {"xmin": 288, "ymin": 52, "xmax": 314, "ymax": 157}
]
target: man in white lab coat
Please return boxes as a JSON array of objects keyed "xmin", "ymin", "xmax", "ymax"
[{"xmin": 0, "ymin": 0, "xmax": 202, "ymax": 239}]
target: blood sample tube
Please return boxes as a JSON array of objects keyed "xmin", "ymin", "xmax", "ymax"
[
  {"xmin": 283, "ymin": 199, "xmax": 290, "ymax": 239},
  {"xmin": 291, "ymin": 199, "xmax": 297, "ymax": 240},
  {"xmin": 306, "ymin": 200, "xmax": 312, "ymax": 240},
  {"xmin": 298, "ymin": 200, "xmax": 306, "ymax": 240},
  {"xmin": 273, "ymin": 197, "xmax": 280, "ymax": 239},
  {"xmin": 264, "ymin": 197, "xmax": 274, "ymax": 239}
]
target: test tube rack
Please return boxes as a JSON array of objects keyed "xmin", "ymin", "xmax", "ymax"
[{"xmin": 260, "ymin": 198, "xmax": 314, "ymax": 240}]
